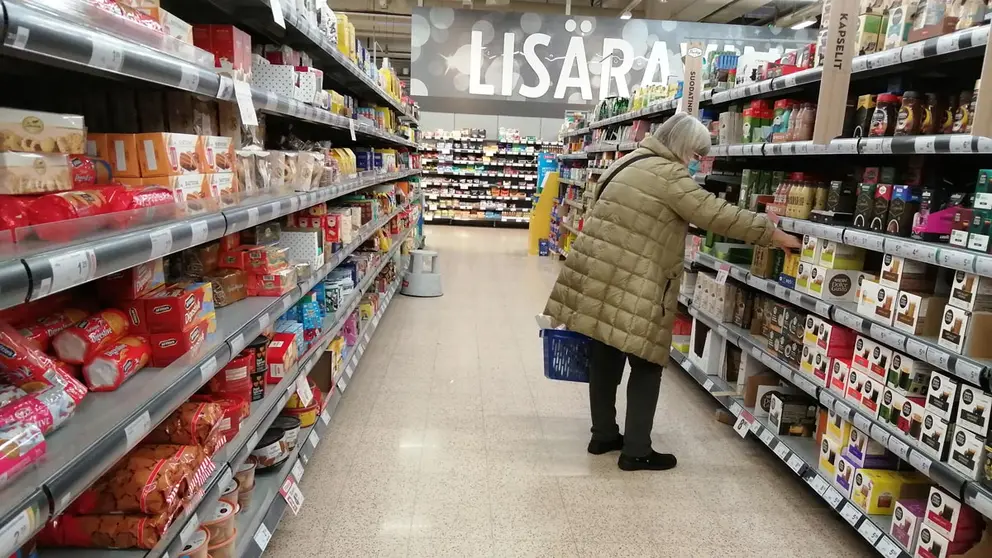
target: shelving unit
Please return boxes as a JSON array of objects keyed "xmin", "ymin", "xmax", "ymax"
[{"xmin": 0, "ymin": 0, "xmax": 422, "ymax": 556}]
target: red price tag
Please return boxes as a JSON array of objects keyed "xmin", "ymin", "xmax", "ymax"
[{"xmin": 279, "ymin": 476, "xmax": 305, "ymax": 515}]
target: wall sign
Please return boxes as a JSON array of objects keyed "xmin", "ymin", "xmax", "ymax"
[{"xmin": 411, "ymin": 7, "xmax": 814, "ymax": 105}]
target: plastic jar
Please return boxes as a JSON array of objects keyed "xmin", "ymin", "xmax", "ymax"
[
  {"xmin": 178, "ymin": 527, "xmax": 209, "ymax": 558},
  {"xmin": 252, "ymin": 428, "xmax": 289, "ymax": 470},
  {"xmin": 895, "ymin": 91, "xmax": 923, "ymax": 136},
  {"xmin": 954, "ymin": 89, "xmax": 973, "ymax": 133},
  {"xmin": 869, "ymin": 93, "xmax": 901, "ymax": 136},
  {"xmin": 273, "ymin": 415, "xmax": 302, "ymax": 451},
  {"xmin": 202, "ymin": 499, "xmax": 238, "ymax": 543},
  {"xmin": 921, "ymin": 93, "xmax": 939, "ymax": 135}
]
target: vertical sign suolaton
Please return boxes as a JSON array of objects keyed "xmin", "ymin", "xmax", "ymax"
[
  {"xmin": 679, "ymin": 41, "xmax": 704, "ymax": 118},
  {"xmin": 972, "ymin": 38, "xmax": 992, "ymax": 137},
  {"xmin": 812, "ymin": 0, "xmax": 858, "ymax": 145}
]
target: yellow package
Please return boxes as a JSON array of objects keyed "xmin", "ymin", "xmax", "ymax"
[
  {"xmin": 359, "ymin": 301, "xmax": 374, "ymax": 321},
  {"xmin": 825, "ymin": 408, "xmax": 852, "ymax": 445},
  {"xmin": 818, "ymin": 435, "xmax": 841, "ymax": 479}
]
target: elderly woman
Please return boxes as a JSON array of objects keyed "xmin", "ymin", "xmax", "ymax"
[{"xmin": 545, "ymin": 113, "xmax": 801, "ymax": 472}]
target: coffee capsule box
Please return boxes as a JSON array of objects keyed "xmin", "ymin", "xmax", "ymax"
[
  {"xmin": 955, "ymin": 385, "xmax": 992, "ymax": 437},
  {"xmin": 924, "ymin": 371, "xmax": 960, "ymax": 422},
  {"xmin": 947, "ymin": 426, "xmax": 988, "ymax": 480}
]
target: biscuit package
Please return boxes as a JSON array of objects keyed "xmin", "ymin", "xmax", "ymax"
[
  {"xmin": 0, "ymin": 422, "xmax": 46, "ymax": 489},
  {"xmin": 39, "ymin": 512, "xmax": 172, "ymax": 550},
  {"xmin": 145, "ymin": 401, "xmax": 224, "ymax": 445},
  {"xmin": 0, "ymin": 108, "xmax": 86, "ymax": 154},
  {"xmin": 51, "ymin": 308, "xmax": 130, "ymax": 365},
  {"xmin": 81, "ymin": 335, "xmax": 152, "ymax": 392}
]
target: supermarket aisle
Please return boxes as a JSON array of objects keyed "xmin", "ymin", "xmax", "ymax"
[{"xmin": 268, "ymin": 226, "xmax": 870, "ymax": 558}]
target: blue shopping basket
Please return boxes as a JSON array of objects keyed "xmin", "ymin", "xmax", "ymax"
[{"xmin": 540, "ymin": 329, "xmax": 592, "ymax": 383}]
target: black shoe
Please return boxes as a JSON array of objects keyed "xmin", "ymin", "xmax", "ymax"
[
  {"xmin": 587, "ymin": 435, "xmax": 624, "ymax": 455},
  {"xmin": 618, "ymin": 451, "xmax": 678, "ymax": 471}
]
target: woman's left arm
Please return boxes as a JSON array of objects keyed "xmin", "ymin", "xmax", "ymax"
[{"xmin": 663, "ymin": 175, "xmax": 776, "ymax": 246}]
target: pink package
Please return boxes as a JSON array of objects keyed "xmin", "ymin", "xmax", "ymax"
[
  {"xmin": 0, "ymin": 422, "xmax": 46, "ymax": 489},
  {"xmin": 0, "ymin": 386, "xmax": 78, "ymax": 434},
  {"xmin": 342, "ymin": 313, "xmax": 359, "ymax": 345}
]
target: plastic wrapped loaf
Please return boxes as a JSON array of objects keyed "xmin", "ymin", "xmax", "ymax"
[
  {"xmin": 81, "ymin": 335, "xmax": 152, "ymax": 392},
  {"xmin": 39, "ymin": 512, "xmax": 171, "ymax": 550},
  {"xmin": 145, "ymin": 402, "xmax": 223, "ymax": 445},
  {"xmin": 51, "ymin": 308, "xmax": 130, "ymax": 365}
]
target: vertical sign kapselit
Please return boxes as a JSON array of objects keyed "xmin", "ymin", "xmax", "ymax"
[
  {"xmin": 812, "ymin": 0, "xmax": 857, "ymax": 144},
  {"xmin": 679, "ymin": 41, "xmax": 705, "ymax": 118}
]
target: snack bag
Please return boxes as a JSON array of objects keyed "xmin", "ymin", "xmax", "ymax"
[
  {"xmin": 81, "ymin": 335, "xmax": 152, "ymax": 391},
  {"xmin": 0, "ymin": 386, "xmax": 78, "ymax": 434},
  {"xmin": 0, "ymin": 321, "xmax": 88, "ymax": 403},
  {"xmin": 0, "ymin": 422, "xmax": 46, "ymax": 489},
  {"xmin": 18, "ymin": 308, "xmax": 89, "ymax": 351},
  {"xmin": 51, "ymin": 308, "xmax": 130, "ymax": 365}
]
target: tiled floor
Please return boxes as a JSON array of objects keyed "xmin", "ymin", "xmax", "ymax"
[{"xmin": 269, "ymin": 225, "xmax": 873, "ymax": 557}]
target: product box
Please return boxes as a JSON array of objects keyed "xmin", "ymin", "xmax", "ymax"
[
  {"xmin": 819, "ymin": 240, "xmax": 865, "ymax": 269},
  {"xmin": 138, "ymin": 7, "xmax": 193, "ymax": 44},
  {"xmin": 856, "ymin": 272, "xmax": 879, "ymax": 302},
  {"xmin": 857, "ymin": 280, "xmax": 884, "ymax": 324},
  {"xmin": 969, "ymin": 209, "xmax": 992, "ymax": 253},
  {"xmin": 819, "ymin": 435, "xmax": 842, "ymax": 479},
  {"xmin": 97, "ymin": 258, "xmax": 165, "ymax": 301},
  {"xmin": 801, "ymin": 235, "xmax": 822, "ymax": 263},
  {"xmin": 918, "ymin": 411, "xmax": 952, "ymax": 460},
  {"xmin": 949, "ymin": 208, "xmax": 974, "ymax": 248},
  {"xmin": 853, "ymin": 183, "xmax": 877, "ymax": 229},
  {"xmin": 886, "ymin": 352, "xmax": 932, "ymax": 397},
  {"xmin": 887, "ymin": 185, "xmax": 921, "ymax": 236},
  {"xmin": 956, "ymin": 386, "xmax": 992, "ymax": 436},
  {"xmin": 829, "ymin": 357, "xmax": 852, "ymax": 397},
  {"xmin": 807, "ymin": 266, "xmax": 859, "ymax": 303},
  {"xmin": 149, "ymin": 317, "xmax": 208, "ymax": 367},
  {"xmin": 924, "ymin": 486, "xmax": 982, "ymax": 541},
  {"xmin": 835, "ymin": 454, "xmax": 859, "ymax": 496},
  {"xmin": 248, "ymin": 267, "xmax": 296, "ymax": 297},
  {"xmin": 861, "ymin": 376, "xmax": 885, "ymax": 416},
  {"xmin": 281, "ymin": 230, "xmax": 325, "ymax": 271},
  {"xmin": 826, "ymin": 407, "xmax": 853, "ymax": 444},
  {"xmin": 804, "ymin": 315, "xmax": 822, "ymax": 345},
  {"xmin": 796, "ymin": 261, "xmax": 812, "ymax": 293},
  {"xmin": 871, "ymin": 183, "xmax": 893, "ymax": 231},
  {"xmin": 139, "ymin": 282, "xmax": 210, "ymax": 333},
  {"xmin": 853, "ymin": 336, "xmax": 892, "ymax": 381},
  {"xmin": 914, "ymin": 524, "xmax": 972, "ymax": 558},
  {"xmin": 898, "ymin": 397, "xmax": 928, "ymax": 438},
  {"xmin": 893, "ymin": 291, "xmax": 948, "ymax": 336},
  {"xmin": 949, "ymin": 272, "xmax": 992, "ymax": 312},
  {"xmin": 204, "ymin": 172, "xmax": 235, "ymax": 199},
  {"xmin": 947, "ymin": 427, "xmax": 988, "ymax": 480},
  {"xmin": 147, "ymin": 174, "xmax": 208, "ymax": 204},
  {"xmin": 975, "ymin": 168, "xmax": 992, "ymax": 210},
  {"xmin": 265, "ymin": 332, "xmax": 298, "ymax": 384},
  {"xmin": 891, "ymin": 499, "xmax": 926, "ymax": 553},
  {"xmin": 192, "ymin": 24, "xmax": 252, "ymax": 76},
  {"xmin": 817, "ymin": 322, "xmax": 857, "ymax": 356},
  {"xmin": 754, "ymin": 385, "xmax": 799, "ymax": 418},
  {"xmin": 135, "ymin": 132, "xmax": 202, "ymax": 177},
  {"xmin": 199, "ymin": 136, "xmax": 234, "ymax": 173},
  {"xmin": 847, "ymin": 368, "xmax": 867, "ymax": 406},
  {"xmin": 857, "ymin": 13, "xmax": 884, "ymax": 56},
  {"xmin": 768, "ymin": 393, "xmax": 817, "ymax": 436},
  {"xmin": 925, "ymin": 371, "xmax": 960, "ymax": 422},
  {"xmin": 878, "ymin": 387, "xmax": 905, "ymax": 426},
  {"xmin": 880, "ymin": 255, "xmax": 935, "ymax": 292},
  {"xmin": 809, "ymin": 346, "xmax": 830, "ymax": 386},
  {"xmin": 845, "ymin": 426, "xmax": 894, "ymax": 468},
  {"xmin": 852, "ymin": 470, "xmax": 928, "ymax": 515},
  {"xmin": 0, "ymin": 107, "xmax": 86, "ymax": 155},
  {"xmin": 88, "ymin": 133, "xmax": 141, "ymax": 178}
]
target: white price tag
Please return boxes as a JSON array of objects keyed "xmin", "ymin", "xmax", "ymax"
[
  {"xmin": 349, "ymin": 118, "xmax": 357, "ymax": 141},
  {"xmin": 233, "ymin": 80, "xmax": 259, "ymax": 127},
  {"xmin": 815, "ymin": 301, "xmax": 832, "ymax": 316},
  {"xmin": 909, "ymin": 451, "xmax": 932, "ymax": 475},
  {"xmin": 925, "ymin": 347, "xmax": 951, "ymax": 370},
  {"xmin": 851, "ymin": 56, "xmax": 868, "ymax": 72},
  {"xmin": 46, "ymin": 249, "xmax": 97, "ymax": 296},
  {"xmin": 292, "ymin": 459, "xmax": 305, "ymax": 482},
  {"xmin": 808, "ymin": 475, "xmax": 829, "ymax": 495},
  {"xmin": 949, "ymin": 135, "xmax": 974, "ymax": 153},
  {"xmin": 901, "ymin": 42, "xmax": 925, "ymax": 61},
  {"xmin": 823, "ymin": 487, "xmax": 844, "ymax": 508},
  {"xmin": 975, "ymin": 255, "xmax": 992, "ymax": 276},
  {"xmin": 270, "ymin": 0, "xmax": 286, "ymax": 27},
  {"xmin": 834, "ymin": 401, "xmax": 853, "ymax": 419},
  {"xmin": 257, "ymin": 313, "xmax": 270, "ymax": 331},
  {"xmin": 253, "ymin": 524, "xmax": 272, "ymax": 551},
  {"xmin": 861, "ymin": 138, "xmax": 893, "ymax": 154},
  {"xmin": 786, "ymin": 454, "xmax": 805, "ymax": 474},
  {"xmin": 230, "ymin": 333, "xmax": 246, "ymax": 354},
  {"xmin": 870, "ymin": 424, "xmax": 891, "ymax": 446},
  {"xmin": 870, "ymin": 324, "xmax": 906, "ymax": 349},
  {"xmin": 936, "ymin": 33, "xmax": 959, "ymax": 54},
  {"xmin": 9, "ymin": 26, "xmax": 29, "ymax": 49},
  {"xmin": 955, "ymin": 359, "xmax": 983, "ymax": 386},
  {"xmin": 282, "ymin": 296, "xmax": 293, "ymax": 312},
  {"xmin": 834, "ymin": 309, "xmax": 865, "ymax": 332},
  {"xmin": 320, "ymin": 408, "xmax": 331, "ymax": 425},
  {"xmin": 914, "ymin": 136, "xmax": 937, "ymax": 153},
  {"xmin": 905, "ymin": 338, "xmax": 929, "ymax": 360},
  {"xmin": 888, "ymin": 437, "xmax": 910, "ymax": 460},
  {"xmin": 190, "ymin": 221, "xmax": 209, "ymax": 245},
  {"xmin": 840, "ymin": 502, "xmax": 863, "ymax": 526},
  {"xmin": 179, "ymin": 514, "xmax": 199, "ymax": 544},
  {"xmin": 246, "ymin": 206, "xmax": 260, "ymax": 227},
  {"xmin": 148, "ymin": 229, "xmax": 173, "ymax": 259},
  {"xmin": 749, "ymin": 419, "xmax": 762, "ymax": 434},
  {"xmin": 715, "ymin": 267, "xmax": 729, "ymax": 285},
  {"xmin": 248, "ymin": 431, "xmax": 260, "ymax": 451},
  {"xmin": 967, "ymin": 490, "xmax": 992, "ymax": 518},
  {"xmin": 179, "ymin": 66, "xmax": 200, "ymax": 92},
  {"xmin": 265, "ymin": 92, "xmax": 279, "ymax": 111},
  {"xmin": 858, "ymin": 519, "xmax": 883, "ymax": 544},
  {"xmin": 733, "ymin": 415, "xmax": 750, "ymax": 438},
  {"xmin": 773, "ymin": 442, "xmax": 790, "ymax": 459},
  {"xmin": 280, "ymin": 476, "xmax": 305, "ymax": 515},
  {"xmin": 308, "ymin": 429, "xmax": 320, "ymax": 448},
  {"xmin": 875, "ymin": 537, "xmax": 904, "ymax": 558},
  {"xmin": 759, "ymin": 429, "xmax": 775, "ymax": 445},
  {"xmin": 296, "ymin": 376, "xmax": 314, "ymax": 407},
  {"xmin": 717, "ymin": 325, "xmax": 729, "ymax": 339},
  {"xmin": 729, "ymin": 402, "xmax": 743, "ymax": 417},
  {"xmin": 866, "ymin": 49, "xmax": 902, "ymax": 69},
  {"xmin": 124, "ymin": 410, "xmax": 151, "ymax": 449},
  {"xmin": 89, "ymin": 40, "xmax": 124, "ymax": 72},
  {"xmin": 703, "ymin": 379, "xmax": 714, "ymax": 391},
  {"xmin": 937, "ymin": 248, "xmax": 975, "ymax": 271},
  {"xmin": 199, "ymin": 356, "xmax": 218, "ymax": 382}
]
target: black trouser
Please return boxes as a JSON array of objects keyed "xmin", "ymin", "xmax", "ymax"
[{"xmin": 588, "ymin": 338, "xmax": 663, "ymax": 458}]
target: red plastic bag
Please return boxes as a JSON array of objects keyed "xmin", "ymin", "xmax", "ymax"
[
  {"xmin": 0, "ymin": 320, "xmax": 88, "ymax": 403},
  {"xmin": 28, "ymin": 190, "xmax": 110, "ymax": 242}
]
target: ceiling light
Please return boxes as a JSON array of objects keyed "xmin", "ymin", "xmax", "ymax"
[
  {"xmin": 620, "ymin": 11, "xmax": 632, "ymax": 19},
  {"xmin": 791, "ymin": 19, "xmax": 816, "ymax": 29}
]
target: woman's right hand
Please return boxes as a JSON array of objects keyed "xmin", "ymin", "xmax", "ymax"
[{"xmin": 771, "ymin": 229, "xmax": 802, "ymax": 251}]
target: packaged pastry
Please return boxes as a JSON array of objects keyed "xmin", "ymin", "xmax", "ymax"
[
  {"xmin": 201, "ymin": 498, "xmax": 237, "ymax": 542},
  {"xmin": 254, "ymin": 151, "xmax": 272, "ymax": 190},
  {"xmin": 247, "ymin": 267, "xmax": 296, "ymax": 296},
  {"xmin": 104, "ymin": 186, "xmax": 177, "ymax": 228},
  {"xmin": 295, "ymin": 151, "xmax": 316, "ymax": 190},
  {"xmin": 88, "ymin": 133, "xmax": 140, "ymax": 178},
  {"xmin": 183, "ymin": 242, "xmax": 221, "ymax": 279},
  {"xmin": 204, "ymin": 172, "xmax": 236, "ymax": 202},
  {"xmin": 266, "ymin": 151, "xmax": 287, "ymax": 190},
  {"xmin": 139, "ymin": 282, "xmax": 209, "ymax": 333},
  {"xmin": 234, "ymin": 150, "xmax": 257, "ymax": 193},
  {"xmin": 67, "ymin": 450, "xmax": 188, "ymax": 515},
  {"xmin": 126, "ymin": 444, "xmax": 214, "ymax": 489},
  {"xmin": 204, "ymin": 269, "xmax": 247, "ymax": 307},
  {"xmin": 0, "ymin": 384, "xmax": 26, "ymax": 408},
  {"xmin": 135, "ymin": 133, "xmax": 202, "ymax": 177},
  {"xmin": 81, "ymin": 335, "xmax": 152, "ymax": 392},
  {"xmin": 247, "ymin": 245, "xmax": 288, "ymax": 273},
  {"xmin": 51, "ymin": 308, "xmax": 130, "ymax": 365},
  {"xmin": 0, "ymin": 152, "xmax": 74, "ymax": 194},
  {"xmin": 27, "ymin": 189, "xmax": 111, "ymax": 242},
  {"xmin": 0, "ymin": 196, "xmax": 31, "ymax": 238},
  {"xmin": 178, "ymin": 527, "xmax": 209, "ymax": 558},
  {"xmin": 0, "ymin": 321, "xmax": 88, "ymax": 402},
  {"xmin": 38, "ymin": 512, "xmax": 171, "ymax": 550},
  {"xmin": 199, "ymin": 136, "xmax": 234, "ymax": 173},
  {"xmin": 0, "ymin": 385, "xmax": 78, "ymax": 434},
  {"xmin": 193, "ymin": 395, "xmax": 247, "ymax": 442},
  {"xmin": 138, "ymin": 7, "xmax": 193, "ymax": 44},
  {"xmin": 17, "ymin": 308, "xmax": 90, "ymax": 351},
  {"xmin": 0, "ymin": 108, "xmax": 86, "ymax": 154},
  {"xmin": 0, "ymin": 422, "xmax": 46, "ymax": 489},
  {"xmin": 283, "ymin": 152, "xmax": 299, "ymax": 187},
  {"xmin": 146, "ymin": 401, "xmax": 224, "ymax": 445}
]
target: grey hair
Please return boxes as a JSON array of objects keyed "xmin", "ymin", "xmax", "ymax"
[{"xmin": 653, "ymin": 112, "xmax": 712, "ymax": 163}]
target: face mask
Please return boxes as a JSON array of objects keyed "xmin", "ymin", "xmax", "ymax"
[{"xmin": 687, "ymin": 159, "xmax": 701, "ymax": 176}]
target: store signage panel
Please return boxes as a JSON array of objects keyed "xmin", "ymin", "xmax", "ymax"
[{"xmin": 411, "ymin": 7, "xmax": 812, "ymax": 104}]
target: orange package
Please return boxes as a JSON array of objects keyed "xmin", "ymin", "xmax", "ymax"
[
  {"xmin": 135, "ymin": 133, "xmax": 202, "ymax": 177},
  {"xmin": 145, "ymin": 401, "xmax": 223, "ymax": 445},
  {"xmin": 38, "ymin": 512, "xmax": 172, "ymax": 550},
  {"xmin": 66, "ymin": 450, "xmax": 189, "ymax": 515},
  {"xmin": 81, "ymin": 335, "xmax": 152, "ymax": 391},
  {"xmin": 88, "ymin": 133, "xmax": 141, "ymax": 178},
  {"xmin": 17, "ymin": 308, "xmax": 89, "ymax": 351},
  {"xmin": 51, "ymin": 308, "xmax": 130, "ymax": 365}
]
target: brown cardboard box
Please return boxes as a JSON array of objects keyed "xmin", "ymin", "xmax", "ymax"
[
  {"xmin": 743, "ymin": 373, "xmax": 781, "ymax": 407},
  {"xmin": 308, "ymin": 351, "xmax": 335, "ymax": 394}
]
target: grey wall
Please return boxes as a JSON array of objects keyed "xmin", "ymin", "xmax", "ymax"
[{"xmin": 420, "ymin": 111, "xmax": 563, "ymax": 142}]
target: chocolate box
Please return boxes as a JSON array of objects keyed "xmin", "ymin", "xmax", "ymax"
[{"xmin": 141, "ymin": 282, "xmax": 210, "ymax": 333}]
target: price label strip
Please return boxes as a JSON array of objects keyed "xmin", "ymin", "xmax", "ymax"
[{"xmin": 279, "ymin": 476, "xmax": 305, "ymax": 515}]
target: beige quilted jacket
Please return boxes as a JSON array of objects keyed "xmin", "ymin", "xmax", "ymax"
[{"xmin": 544, "ymin": 135, "xmax": 776, "ymax": 365}]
